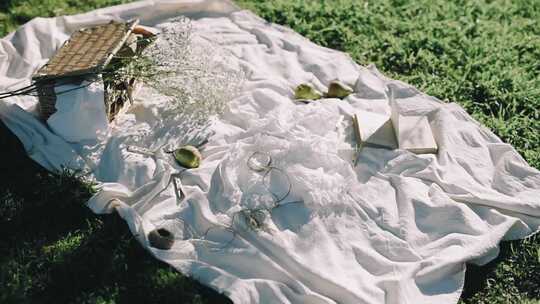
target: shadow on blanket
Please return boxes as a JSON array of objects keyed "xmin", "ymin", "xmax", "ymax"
[{"xmin": 0, "ymin": 119, "xmax": 529, "ymax": 302}]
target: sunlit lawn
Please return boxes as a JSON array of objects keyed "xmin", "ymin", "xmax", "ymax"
[{"xmin": 1, "ymin": 0, "xmax": 539, "ymax": 303}]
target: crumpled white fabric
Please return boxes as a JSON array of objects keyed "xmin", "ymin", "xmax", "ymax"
[
  {"xmin": 1, "ymin": 1, "xmax": 540, "ymax": 304},
  {"xmin": 47, "ymin": 81, "xmax": 108, "ymax": 142}
]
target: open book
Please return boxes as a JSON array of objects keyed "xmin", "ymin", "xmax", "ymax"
[
  {"xmin": 388, "ymin": 86, "xmax": 438, "ymax": 154},
  {"xmin": 351, "ymin": 87, "xmax": 438, "ymax": 155},
  {"xmin": 352, "ymin": 110, "xmax": 397, "ymax": 150}
]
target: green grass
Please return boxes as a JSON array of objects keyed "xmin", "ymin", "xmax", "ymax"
[
  {"xmin": 1, "ymin": 0, "xmax": 539, "ymax": 303},
  {"xmin": 0, "ymin": 0, "xmax": 134, "ymax": 35}
]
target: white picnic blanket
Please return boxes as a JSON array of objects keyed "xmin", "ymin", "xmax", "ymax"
[{"xmin": 1, "ymin": 1, "xmax": 540, "ymax": 303}]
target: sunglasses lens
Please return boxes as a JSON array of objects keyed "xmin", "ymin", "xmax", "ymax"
[
  {"xmin": 263, "ymin": 168, "xmax": 291, "ymax": 203},
  {"xmin": 204, "ymin": 226, "xmax": 236, "ymax": 247}
]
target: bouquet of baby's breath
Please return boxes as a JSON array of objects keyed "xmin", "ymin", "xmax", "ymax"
[
  {"xmin": 112, "ymin": 16, "xmax": 244, "ymax": 128},
  {"xmin": 147, "ymin": 17, "xmax": 242, "ymax": 126}
]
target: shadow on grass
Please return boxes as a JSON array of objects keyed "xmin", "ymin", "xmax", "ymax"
[
  {"xmin": 0, "ymin": 120, "xmax": 231, "ymax": 304},
  {"xmin": 0, "ymin": 0, "xmax": 32, "ymax": 28},
  {"xmin": 461, "ymin": 233, "xmax": 540, "ymax": 303},
  {"xmin": 461, "ymin": 243, "xmax": 511, "ymax": 300},
  {"xmin": 0, "ymin": 0, "xmax": 12, "ymax": 11}
]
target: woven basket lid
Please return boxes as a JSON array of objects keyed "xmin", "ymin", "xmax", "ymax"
[{"xmin": 33, "ymin": 19, "xmax": 139, "ymax": 81}]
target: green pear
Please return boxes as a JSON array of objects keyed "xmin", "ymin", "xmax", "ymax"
[
  {"xmin": 294, "ymin": 83, "xmax": 323, "ymax": 101},
  {"xmin": 173, "ymin": 145, "xmax": 202, "ymax": 168},
  {"xmin": 326, "ymin": 80, "xmax": 353, "ymax": 99}
]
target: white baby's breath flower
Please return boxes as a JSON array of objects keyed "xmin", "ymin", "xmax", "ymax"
[{"xmin": 142, "ymin": 17, "xmax": 244, "ymax": 129}]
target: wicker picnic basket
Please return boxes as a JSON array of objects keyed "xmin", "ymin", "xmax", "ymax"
[{"xmin": 32, "ymin": 19, "xmax": 154, "ymax": 122}]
